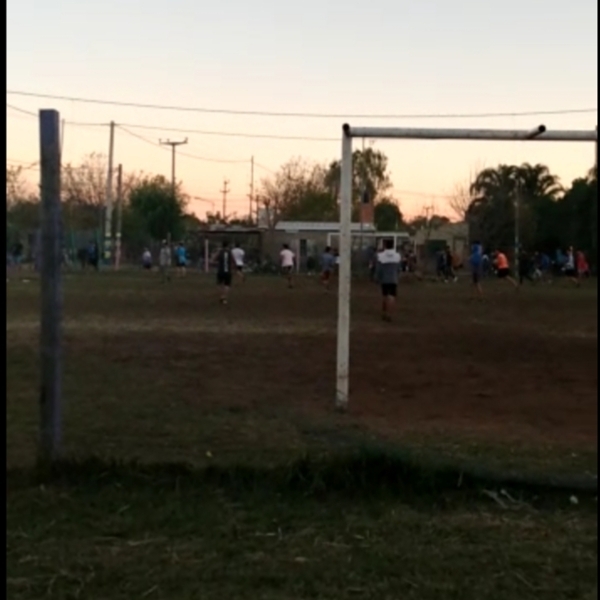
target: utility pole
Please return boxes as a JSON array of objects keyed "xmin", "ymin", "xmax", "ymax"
[
  {"xmin": 159, "ymin": 138, "xmax": 187, "ymax": 242},
  {"xmin": 221, "ymin": 178, "xmax": 230, "ymax": 221},
  {"xmin": 114, "ymin": 164, "xmax": 123, "ymax": 270},
  {"xmin": 39, "ymin": 109, "xmax": 63, "ymax": 466},
  {"xmin": 160, "ymin": 138, "xmax": 188, "ymax": 196},
  {"xmin": 248, "ymin": 157, "xmax": 254, "ymax": 224},
  {"xmin": 104, "ymin": 120, "xmax": 115, "ymax": 264},
  {"xmin": 514, "ymin": 184, "xmax": 520, "ymax": 277}
]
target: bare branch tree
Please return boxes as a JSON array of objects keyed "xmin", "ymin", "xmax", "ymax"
[
  {"xmin": 448, "ymin": 182, "xmax": 472, "ymax": 221},
  {"xmin": 447, "ymin": 161, "xmax": 487, "ymax": 221},
  {"xmin": 6, "ymin": 166, "xmax": 28, "ymax": 208}
]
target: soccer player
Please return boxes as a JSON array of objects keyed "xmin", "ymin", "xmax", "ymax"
[
  {"xmin": 493, "ymin": 249, "xmax": 518, "ymax": 288},
  {"xmin": 320, "ymin": 246, "xmax": 336, "ymax": 290},
  {"xmin": 142, "ymin": 248, "xmax": 152, "ymax": 270},
  {"xmin": 376, "ymin": 239, "xmax": 401, "ymax": 322},
  {"xmin": 564, "ymin": 246, "xmax": 579, "ymax": 286},
  {"xmin": 231, "ymin": 242, "xmax": 246, "ymax": 283},
  {"xmin": 215, "ymin": 240, "xmax": 235, "ymax": 304},
  {"xmin": 518, "ymin": 249, "xmax": 535, "ymax": 285},
  {"xmin": 174, "ymin": 242, "xmax": 187, "ymax": 277},
  {"xmin": 445, "ymin": 246, "xmax": 458, "ymax": 283},
  {"xmin": 576, "ymin": 250, "xmax": 589, "ymax": 281},
  {"xmin": 159, "ymin": 240, "xmax": 172, "ymax": 283},
  {"xmin": 469, "ymin": 240, "xmax": 484, "ymax": 298},
  {"xmin": 280, "ymin": 243, "xmax": 295, "ymax": 288}
]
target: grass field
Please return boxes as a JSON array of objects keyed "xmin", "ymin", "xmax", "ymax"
[{"xmin": 6, "ymin": 270, "xmax": 598, "ymax": 599}]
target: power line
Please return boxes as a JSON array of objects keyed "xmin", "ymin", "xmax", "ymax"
[
  {"xmin": 117, "ymin": 126, "xmax": 250, "ymax": 163},
  {"xmin": 113, "ymin": 122, "xmax": 339, "ymax": 142},
  {"xmin": 6, "ymin": 103, "xmax": 105, "ymax": 126},
  {"xmin": 7, "ymin": 104, "xmax": 338, "ymax": 141},
  {"xmin": 7, "ymin": 90, "xmax": 597, "ymax": 120}
]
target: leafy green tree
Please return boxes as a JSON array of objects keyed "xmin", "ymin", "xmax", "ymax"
[
  {"xmin": 127, "ymin": 175, "xmax": 187, "ymax": 241},
  {"xmin": 324, "ymin": 147, "xmax": 392, "ymax": 205},
  {"xmin": 406, "ymin": 214, "xmax": 450, "ymax": 235},
  {"xmin": 556, "ymin": 176, "xmax": 597, "ymax": 266},
  {"xmin": 467, "ymin": 163, "xmax": 562, "ymax": 251},
  {"xmin": 373, "ymin": 198, "xmax": 403, "ymax": 231}
]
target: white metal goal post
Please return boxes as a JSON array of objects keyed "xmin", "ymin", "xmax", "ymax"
[{"xmin": 336, "ymin": 123, "xmax": 598, "ymax": 410}]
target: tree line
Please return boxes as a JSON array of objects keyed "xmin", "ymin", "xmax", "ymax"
[{"xmin": 6, "ymin": 150, "xmax": 596, "ymax": 266}]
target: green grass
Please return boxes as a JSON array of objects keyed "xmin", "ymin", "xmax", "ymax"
[{"xmin": 6, "ymin": 270, "xmax": 598, "ymax": 599}]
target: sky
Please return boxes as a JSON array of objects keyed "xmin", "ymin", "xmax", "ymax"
[{"xmin": 6, "ymin": 0, "xmax": 598, "ymax": 220}]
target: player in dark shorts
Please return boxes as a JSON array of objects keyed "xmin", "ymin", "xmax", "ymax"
[
  {"xmin": 494, "ymin": 250, "xmax": 518, "ymax": 288},
  {"xmin": 469, "ymin": 241, "xmax": 484, "ymax": 298},
  {"xmin": 215, "ymin": 241, "xmax": 235, "ymax": 304},
  {"xmin": 375, "ymin": 239, "xmax": 401, "ymax": 322},
  {"xmin": 320, "ymin": 246, "xmax": 336, "ymax": 290}
]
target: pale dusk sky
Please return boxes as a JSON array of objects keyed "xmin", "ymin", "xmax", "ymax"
[{"xmin": 7, "ymin": 0, "xmax": 598, "ymax": 220}]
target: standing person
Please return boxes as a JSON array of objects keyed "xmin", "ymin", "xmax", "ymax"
[
  {"xmin": 88, "ymin": 241, "xmax": 99, "ymax": 271},
  {"xmin": 77, "ymin": 246, "xmax": 88, "ymax": 270},
  {"xmin": 469, "ymin": 240, "xmax": 484, "ymax": 298},
  {"xmin": 280, "ymin": 243, "xmax": 295, "ymax": 289},
  {"xmin": 215, "ymin": 240, "xmax": 235, "ymax": 304},
  {"xmin": 563, "ymin": 246, "xmax": 580, "ymax": 286},
  {"xmin": 231, "ymin": 242, "xmax": 246, "ymax": 283},
  {"xmin": 481, "ymin": 252, "xmax": 491, "ymax": 277},
  {"xmin": 493, "ymin": 249, "xmax": 518, "ymax": 288},
  {"xmin": 445, "ymin": 246, "xmax": 457, "ymax": 282},
  {"xmin": 142, "ymin": 248, "xmax": 152, "ymax": 270},
  {"xmin": 159, "ymin": 240, "xmax": 172, "ymax": 283},
  {"xmin": 518, "ymin": 249, "xmax": 535, "ymax": 285},
  {"xmin": 576, "ymin": 250, "xmax": 589, "ymax": 281},
  {"xmin": 376, "ymin": 239, "xmax": 402, "ymax": 322},
  {"xmin": 538, "ymin": 252, "xmax": 552, "ymax": 283},
  {"xmin": 436, "ymin": 249, "xmax": 446, "ymax": 281},
  {"xmin": 174, "ymin": 242, "xmax": 187, "ymax": 277},
  {"xmin": 11, "ymin": 240, "xmax": 23, "ymax": 272},
  {"xmin": 320, "ymin": 246, "xmax": 336, "ymax": 290}
]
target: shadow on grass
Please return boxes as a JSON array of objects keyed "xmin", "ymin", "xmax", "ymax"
[{"xmin": 9, "ymin": 445, "xmax": 597, "ymax": 506}]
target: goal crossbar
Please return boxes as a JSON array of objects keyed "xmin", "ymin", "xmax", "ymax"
[{"xmin": 336, "ymin": 122, "xmax": 598, "ymax": 410}]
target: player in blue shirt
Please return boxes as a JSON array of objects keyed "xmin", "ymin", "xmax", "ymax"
[
  {"xmin": 469, "ymin": 241, "xmax": 484, "ymax": 298},
  {"xmin": 175, "ymin": 242, "xmax": 187, "ymax": 277},
  {"xmin": 320, "ymin": 246, "xmax": 336, "ymax": 290}
]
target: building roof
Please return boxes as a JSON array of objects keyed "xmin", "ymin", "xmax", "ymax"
[{"xmin": 275, "ymin": 221, "xmax": 377, "ymax": 232}]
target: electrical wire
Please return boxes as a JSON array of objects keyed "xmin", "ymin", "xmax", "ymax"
[
  {"xmin": 117, "ymin": 125, "xmax": 252, "ymax": 164},
  {"xmin": 7, "ymin": 90, "xmax": 597, "ymax": 120}
]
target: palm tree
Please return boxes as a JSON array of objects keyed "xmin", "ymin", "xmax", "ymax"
[{"xmin": 466, "ymin": 163, "xmax": 562, "ymax": 251}]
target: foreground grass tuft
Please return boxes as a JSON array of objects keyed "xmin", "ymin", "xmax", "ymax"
[{"xmin": 9, "ymin": 446, "xmax": 597, "ymax": 508}]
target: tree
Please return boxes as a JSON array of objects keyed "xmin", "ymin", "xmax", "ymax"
[
  {"xmin": 556, "ymin": 176, "xmax": 597, "ymax": 266},
  {"xmin": 373, "ymin": 198, "xmax": 403, "ymax": 231},
  {"xmin": 467, "ymin": 163, "xmax": 562, "ymax": 251},
  {"xmin": 126, "ymin": 175, "xmax": 188, "ymax": 241},
  {"xmin": 62, "ymin": 153, "xmax": 143, "ymax": 231},
  {"xmin": 407, "ymin": 213, "xmax": 450, "ymax": 235},
  {"xmin": 258, "ymin": 158, "xmax": 336, "ymax": 226},
  {"xmin": 63, "ymin": 153, "xmax": 107, "ymax": 209},
  {"xmin": 447, "ymin": 164, "xmax": 486, "ymax": 221},
  {"xmin": 324, "ymin": 147, "xmax": 392, "ymax": 205},
  {"xmin": 6, "ymin": 166, "xmax": 28, "ymax": 208},
  {"xmin": 6, "ymin": 166, "xmax": 40, "ymax": 237}
]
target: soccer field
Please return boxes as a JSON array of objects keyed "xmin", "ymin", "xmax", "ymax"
[
  {"xmin": 6, "ymin": 270, "xmax": 598, "ymax": 600},
  {"xmin": 6, "ymin": 270, "xmax": 598, "ymax": 472}
]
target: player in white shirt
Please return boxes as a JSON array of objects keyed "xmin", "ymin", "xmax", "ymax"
[
  {"xmin": 280, "ymin": 243, "xmax": 295, "ymax": 288},
  {"xmin": 231, "ymin": 242, "xmax": 245, "ymax": 283}
]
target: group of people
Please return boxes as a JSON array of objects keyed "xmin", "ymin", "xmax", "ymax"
[
  {"xmin": 435, "ymin": 247, "xmax": 459, "ymax": 283},
  {"xmin": 468, "ymin": 244, "xmax": 590, "ymax": 298}
]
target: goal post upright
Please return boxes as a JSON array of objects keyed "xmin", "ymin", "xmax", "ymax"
[
  {"xmin": 336, "ymin": 122, "xmax": 597, "ymax": 411},
  {"xmin": 336, "ymin": 125, "xmax": 353, "ymax": 410}
]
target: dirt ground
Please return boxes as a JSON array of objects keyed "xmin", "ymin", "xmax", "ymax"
[{"xmin": 6, "ymin": 270, "xmax": 598, "ymax": 468}]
